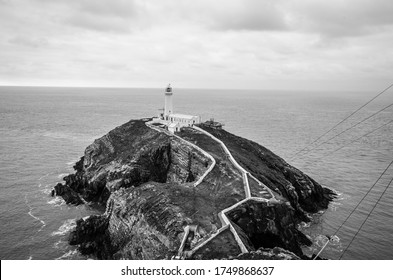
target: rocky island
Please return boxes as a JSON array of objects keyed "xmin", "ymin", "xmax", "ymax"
[{"xmin": 53, "ymin": 117, "xmax": 335, "ymax": 260}]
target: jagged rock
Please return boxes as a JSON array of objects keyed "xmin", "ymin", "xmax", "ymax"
[
  {"xmin": 234, "ymin": 247, "xmax": 301, "ymax": 260},
  {"xmin": 69, "ymin": 215, "xmax": 112, "ymax": 259},
  {"xmin": 198, "ymin": 124, "xmax": 336, "ymax": 219},
  {"xmin": 53, "ymin": 183, "xmax": 83, "ymax": 205},
  {"xmin": 226, "ymin": 200, "xmax": 312, "ymax": 257},
  {"xmin": 54, "ymin": 119, "xmax": 208, "ymax": 205},
  {"xmin": 57, "ymin": 118, "xmax": 335, "ymax": 259}
]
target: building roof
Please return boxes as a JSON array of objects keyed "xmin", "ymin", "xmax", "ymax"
[{"xmin": 169, "ymin": 113, "xmax": 198, "ymax": 120}]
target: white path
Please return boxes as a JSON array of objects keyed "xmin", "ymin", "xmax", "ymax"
[
  {"xmin": 146, "ymin": 122, "xmax": 216, "ymax": 188},
  {"xmin": 193, "ymin": 126, "xmax": 251, "ymax": 198},
  {"xmin": 145, "ymin": 121, "xmax": 277, "ymax": 258}
]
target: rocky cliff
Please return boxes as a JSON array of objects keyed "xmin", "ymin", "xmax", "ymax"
[{"xmin": 54, "ymin": 118, "xmax": 335, "ymax": 260}]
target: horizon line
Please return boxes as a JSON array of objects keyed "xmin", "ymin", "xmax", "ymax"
[{"xmin": 0, "ymin": 84, "xmax": 371, "ymax": 93}]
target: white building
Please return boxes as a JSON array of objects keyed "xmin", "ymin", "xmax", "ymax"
[{"xmin": 161, "ymin": 84, "xmax": 200, "ymax": 133}]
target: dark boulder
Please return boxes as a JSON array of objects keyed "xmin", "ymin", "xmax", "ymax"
[{"xmin": 54, "ymin": 183, "xmax": 83, "ymax": 205}]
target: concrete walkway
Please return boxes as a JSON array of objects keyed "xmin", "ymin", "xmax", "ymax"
[
  {"xmin": 146, "ymin": 122, "xmax": 216, "ymax": 188},
  {"xmin": 193, "ymin": 126, "xmax": 251, "ymax": 198}
]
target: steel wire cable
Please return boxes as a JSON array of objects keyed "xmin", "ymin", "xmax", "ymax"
[{"xmin": 290, "ymin": 83, "xmax": 393, "ymax": 159}]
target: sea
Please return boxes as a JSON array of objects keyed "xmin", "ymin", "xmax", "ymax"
[{"xmin": 0, "ymin": 86, "xmax": 392, "ymax": 260}]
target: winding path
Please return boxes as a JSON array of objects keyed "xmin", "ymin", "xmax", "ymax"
[{"xmin": 146, "ymin": 121, "xmax": 277, "ymax": 259}]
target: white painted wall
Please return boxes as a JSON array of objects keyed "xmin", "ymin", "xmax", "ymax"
[{"xmin": 164, "ymin": 90, "xmax": 173, "ymax": 117}]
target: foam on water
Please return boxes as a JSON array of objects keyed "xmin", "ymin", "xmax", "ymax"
[
  {"xmin": 38, "ymin": 173, "xmax": 51, "ymax": 181},
  {"xmin": 47, "ymin": 196, "xmax": 66, "ymax": 207},
  {"xmin": 53, "ymin": 240, "xmax": 68, "ymax": 250},
  {"xmin": 55, "ymin": 249, "xmax": 79, "ymax": 260},
  {"xmin": 66, "ymin": 160, "xmax": 77, "ymax": 166},
  {"xmin": 57, "ymin": 173, "xmax": 69, "ymax": 179},
  {"xmin": 25, "ymin": 195, "xmax": 46, "ymax": 232},
  {"xmin": 51, "ymin": 219, "xmax": 76, "ymax": 236},
  {"xmin": 315, "ymin": 234, "xmax": 330, "ymax": 247},
  {"xmin": 299, "ymin": 221, "xmax": 311, "ymax": 228}
]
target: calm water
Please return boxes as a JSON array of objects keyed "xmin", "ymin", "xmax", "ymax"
[{"xmin": 0, "ymin": 86, "xmax": 392, "ymax": 260}]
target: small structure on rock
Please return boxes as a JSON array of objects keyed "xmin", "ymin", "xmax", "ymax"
[{"xmin": 204, "ymin": 118, "xmax": 224, "ymax": 129}]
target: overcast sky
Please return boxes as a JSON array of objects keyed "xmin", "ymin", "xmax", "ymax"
[{"xmin": 0, "ymin": 0, "xmax": 392, "ymax": 90}]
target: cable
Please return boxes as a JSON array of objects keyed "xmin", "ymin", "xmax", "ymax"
[
  {"xmin": 313, "ymin": 159, "xmax": 393, "ymax": 259},
  {"xmin": 328, "ymin": 120, "xmax": 393, "ymax": 155},
  {"xmin": 295, "ymin": 102, "xmax": 393, "ymax": 158},
  {"xmin": 290, "ymin": 83, "xmax": 393, "ymax": 159},
  {"xmin": 320, "ymin": 120, "xmax": 393, "ymax": 158},
  {"xmin": 333, "ymin": 159, "xmax": 393, "ymax": 237},
  {"xmin": 339, "ymin": 175, "xmax": 393, "ymax": 259},
  {"xmin": 313, "ymin": 235, "xmax": 332, "ymax": 260}
]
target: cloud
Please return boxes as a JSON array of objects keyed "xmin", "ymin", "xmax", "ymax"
[
  {"xmin": 76, "ymin": 0, "xmax": 137, "ymax": 18},
  {"xmin": 0, "ymin": 0, "xmax": 392, "ymax": 90},
  {"xmin": 8, "ymin": 36, "xmax": 49, "ymax": 48},
  {"xmin": 142, "ymin": 0, "xmax": 289, "ymax": 32},
  {"xmin": 288, "ymin": 0, "xmax": 393, "ymax": 37},
  {"xmin": 30, "ymin": 0, "xmax": 139, "ymax": 33},
  {"xmin": 65, "ymin": 0, "xmax": 139, "ymax": 32},
  {"xmin": 66, "ymin": 13, "xmax": 132, "ymax": 33},
  {"xmin": 209, "ymin": 0, "xmax": 288, "ymax": 31}
]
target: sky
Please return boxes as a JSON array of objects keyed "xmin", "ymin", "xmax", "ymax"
[{"xmin": 0, "ymin": 0, "xmax": 392, "ymax": 90}]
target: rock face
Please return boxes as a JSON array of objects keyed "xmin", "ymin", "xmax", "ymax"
[
  {"xmin": 235, "ymin": 247, "xmax": 301, "ymax": 260},
  {"xmin": 198, "ymin": 124, "xmax": 335, "ymax": 221},
  {"xmin": 54, "ymin": 119, "xmax": 335, "ymax": 259},
  {"xmin": 54, "ymin": 119, "xmax": 209, "ymax": 206},
  {"xmin": 226, "ymin": 200, "xmax": 312, "ymax": 257}
]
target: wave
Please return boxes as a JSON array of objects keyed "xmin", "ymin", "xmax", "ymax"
[
  {"xmin": 51, "ymin": 219, "xmax": 76, "ymax": 236},
  {"xmin": 326, "ymin": 186, "xmax": 343, "ymax": 198},
  {"xmin": 57, "ymin": 173, "xmax": 69, "ymax": 179},
  {"xmin": 41, "ymin": 186, "xmax": 53, "ymax": 195},
  {"xmin": 315, "ymin": 234, "xmax": 330, "ymax": 247},
  {"xmin": 330, "ymin": 235, "xmax": 340, "ymax": 244},
  {"xmin": 315, "ymin": 234, "xmax": 340, "ymax": 247},
  {"xmin": 55, "ymin": 249, "xmax": 79, "ymax": 260},
  {"xmin": 66, "ymin": 160, "xmax": 76, "ymax": 166},
  {"xmin": 53, "ymin": 240, "xmax": 67, "ymax": 250},
  {"xmin": 38, "ymin": 173, "xmax": 51, "ymax": 181},
  {"xmin": 27, "ymin": 209, "xmax": 46, "ymax": 232},
  {"xmin": 25, "ymin": 195, "xmax": 46, "ymax": 232},
  {"xmin": 47, "ymin": 196, "xmax": 66, "ymax": 207}
]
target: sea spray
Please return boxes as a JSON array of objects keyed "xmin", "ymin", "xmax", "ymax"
[{"xmin": 51, "ymin": 219, "xmax": 76, "ymax": 236}]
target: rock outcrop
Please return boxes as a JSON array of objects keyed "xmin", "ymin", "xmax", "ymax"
[
  {"xmin": 198, "ymin": 123, "xmax": 336, "ymax": 221},
  {"xmin": 226, "ymin": 200, "xmax": 312, "ymax": 257},
  {"xmin": 234, "ymin": 247, "xmax": 301, "ymax": 260},
  {"xmin": 54, "ymin": 119, "xmax": 209, "ymax": 206},
  {"xmin": 53, "ymin": 118, "xmax": 335, "ymax": 260}
]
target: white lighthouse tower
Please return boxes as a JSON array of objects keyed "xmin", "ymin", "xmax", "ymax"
[
  {"xmin": 164, "ymin": 83, "xmax": 173, "ymax": 119},
  {"xmin": 154, "ymin": 84, "xmax": 200, "ymax": 133}
]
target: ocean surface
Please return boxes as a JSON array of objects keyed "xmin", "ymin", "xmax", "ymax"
[{"xmin": 0, "ymin": 86, "xmax": 392, "ymax": 260}]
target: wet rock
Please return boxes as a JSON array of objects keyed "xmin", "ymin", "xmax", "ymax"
[
  {"xmin": 234, "ymin": 247, "xmax": 301, "ymax": 260},
  {"xmin": 54, "ymin": 183, "xmax": 83, "ymax": 205},
  {"xmin": 226, "ymin": 200, "xmax": 312, "ymax": 257}
]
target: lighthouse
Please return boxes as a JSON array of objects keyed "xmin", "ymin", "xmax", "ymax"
[
  {"xmin": 164, "ymin": 84, "xmax": 173, "ymax": 120},
  {"xmin": 155, "ymin": 84, "xmax": 200, "ymax": 133}
]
